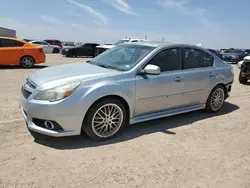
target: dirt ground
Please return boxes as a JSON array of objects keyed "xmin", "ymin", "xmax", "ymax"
[{"xmin": 0, "ymin": 54, "xmax": 249, "ymax": 188}]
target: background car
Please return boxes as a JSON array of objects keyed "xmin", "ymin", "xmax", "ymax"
[
  {"xmin": 207, "ymin": 49, "xmax": 223, "ymax": 59},
  {"xmin": 221, "ymin": 49, "xmax": 246, "ymax": 63},
  {"xmin": 94, "ymin": 38, "xmax": 147, "ymax": 56},
  {"xmin": 61, "ymin": 43, "xmax": 100, "ymax": 57},
  {"xmin": 0, "ymin": 37, "xmax": 45, "ymax": 68},
  {"xmin": 29, "ymin": 40, "xmax": 61, "ymax": 54},
  {"xmin": 20, "ymin": 42, "xmax": 233, "ymax": 141},
  {"xmin": 44, "ymin": 39, "xmax": 63, "ymax": 48},
  {"xmin": 62, "ymin": 42, "xmax": 76, "ymax": 48},
  {"xmin": 238, "ymin": 56, "xmax": 250, "ymax": 84}
]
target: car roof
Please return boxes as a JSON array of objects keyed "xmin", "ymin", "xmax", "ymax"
[
  {"xmin": 30, "ymin": 40, "xmax": 46, "ymax": 42},
  {"xmin": 124, "ymin": 41, "xmax": 206, "ymax": 49}
]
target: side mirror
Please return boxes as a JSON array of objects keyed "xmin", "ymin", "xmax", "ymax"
[{"xmin": 143, "ymin": 64, "xmax": 161, "ymax": 75}]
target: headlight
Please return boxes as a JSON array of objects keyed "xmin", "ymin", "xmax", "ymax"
[
  {"xmin": 34, "ymin": 82, "xmax": 81, "ymax": 102},
  {"xmin": 64, "ymin": 48, "xmax": 69, "ymax": 51}
]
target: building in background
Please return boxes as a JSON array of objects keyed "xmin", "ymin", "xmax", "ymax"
[{"xmin": 0, "ymin": 27, "xmax": 16, "ymax": 38}]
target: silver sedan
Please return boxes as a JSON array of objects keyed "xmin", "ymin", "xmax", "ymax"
[{"xmin": 20, "ymin": 42, "xmax": 234, "ymax": 141}]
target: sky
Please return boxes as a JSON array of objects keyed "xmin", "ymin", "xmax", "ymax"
[{"xmin": 1, "ymin": 0, "xmax": 250, "ymax": 49}]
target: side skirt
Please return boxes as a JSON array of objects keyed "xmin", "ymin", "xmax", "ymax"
[{"xmin": 130, "ymin": 104, "xmax": 205, "ymax": 124}]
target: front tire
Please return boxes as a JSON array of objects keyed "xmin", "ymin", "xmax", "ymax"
[
  {"xmin": 20, "ymin": 56, "xmax": 35, "ymax": 68},
  {"xmin": 52, "ymin": 48, "xmax": 60, "ymax": 53},
  {"xmin": 82, "ymin": 98, "xmax": 127, "ymax": 141},
  {"xmin": 239, "ymin": 70, "xmax": 248, "ymax": 84},
  {"xmin": 205, "ymin": 85, "xmax": 225, "ymax": 113}
]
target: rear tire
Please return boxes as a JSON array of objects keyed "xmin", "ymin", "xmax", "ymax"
[
  {"xmin": 239, "ymin": 70, "xmax": 248, "ymax": 84},
  {"xmin": 205, "ymin": 85, "xmax": 225, "ymax": 113},
  {"xmin": 82, "ymin": 98, "xmax": 127, "ymax": 141},
  {"xmin": 20, "ymin": 56, "xmax": 35, "ymax": 68}
]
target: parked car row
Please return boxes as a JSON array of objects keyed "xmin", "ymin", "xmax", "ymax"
[
  {"xmin": 60, "ymin": 38, "xmax": 147, "ymax": 58},
  {"xmin": 207, "ymin": 48, "xmax": 250, "ymax": 63}
]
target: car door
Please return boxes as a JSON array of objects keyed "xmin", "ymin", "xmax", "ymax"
[
  {"xmin": 82, "ymin": 43, "xmax": 93, "ymax": 56},
  {"xmin": 41, "ymin": 42, "xmax": 53, "ymax": 53},
  {"xmin": 135, "ymin": 47, "xmax": 185, "ymax": 116},
  {"xmin": 0, "ymin": 38, "xmax": 24, "ymax": 65},
  {"xmin": 180, "ymin": 47, "xmax": 216, "ymax": 106}
]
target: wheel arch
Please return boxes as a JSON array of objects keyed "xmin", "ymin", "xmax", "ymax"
[
  {"xmin": 19, "ymin": 55, "xmax": 36, "ymax": 64},
  {"xmin": 210, "ymin": 83, "xmax": 227, "ymax": 99},
  {"xmin": 88, "ymin": 95, "xmax": 130, "ymax": 122}
]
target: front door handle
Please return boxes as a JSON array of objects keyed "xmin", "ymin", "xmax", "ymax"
[
  {"xmin": 174, "ymin": 76, "xmax": 184, "ymax": 82},
  {"xmin": 209, "ymin": 72, "xmax": 215, "ymax": 77}
]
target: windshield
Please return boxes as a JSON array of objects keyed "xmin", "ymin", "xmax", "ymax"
[
  {"xmin": 114, "ymin": 39, "xmax": 129, "ymax": 45},
  {"xmin": 90, "ymin": 44, "xmax": 155, "ymax": 71}
]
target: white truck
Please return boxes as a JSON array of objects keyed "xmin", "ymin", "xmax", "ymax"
[{"xmin": 94, "ymin": 38, "xmax": 147, "ymax": 57}]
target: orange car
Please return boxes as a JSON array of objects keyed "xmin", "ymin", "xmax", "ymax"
[{"xmin": 0, "ymin": 37, "xmax": 46, "ymax": 68}]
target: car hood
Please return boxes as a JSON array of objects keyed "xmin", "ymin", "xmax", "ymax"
[
  {"xmin": 96, "ymin": 45, "xmax": 115, "ymax": 49},
  {"xmin": 28, "ymin": 62, "xmax": 120, "ymax": 87}
]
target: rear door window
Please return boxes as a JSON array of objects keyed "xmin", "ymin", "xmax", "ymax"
[
  {"xmin": 2, "ymin": 39, "xmax": 24, "ymax": 47},
  {"xmin": 183, "ymin": 48, "xmax": 214, "ymax": 69},
  {"xmin": 0, "ymin": 39, "xmax": 3, "ymax": 47}
]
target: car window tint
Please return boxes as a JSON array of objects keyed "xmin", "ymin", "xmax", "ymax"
[
  {"xmin": 2, "ymin": 39, "xmax": 24, "ymax": 47},
  {"xmin": 149, "ymin": 48, "xmax": 181, "ymax": 72},
  {"xmin": 131, "ymin": 40, "xmax": 139, "ymax": 42},
  {"xmin": 41, "ymin": 42, "xmax": 48, "ymax": 45},
  {"xmin": 183, "ymin": 48, "xmax": 214, "ymax": 69},
  {"xmin": 32, "ymin": 41, "xmax": 41, "ymax": 44},
  {"xmin": 0, "ymin": 39, "xmax": 3, "ymax": 47}
]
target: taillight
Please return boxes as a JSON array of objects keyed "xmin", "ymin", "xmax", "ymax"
[{"xmin": 39, "ymin": 48, "xmax": 44, "ymax": 53}]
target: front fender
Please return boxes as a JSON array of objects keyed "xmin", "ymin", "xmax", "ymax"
[{"xmin": 79, "ymin": 82, "xmax": 134, "ymax": 118}]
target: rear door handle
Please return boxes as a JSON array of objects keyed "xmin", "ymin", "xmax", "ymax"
[{"xmin": 174, "ymin": 76, "xmax": 184, "ymax": 82}]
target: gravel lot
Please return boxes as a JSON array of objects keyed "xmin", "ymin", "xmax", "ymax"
[{"xmin": 0, "ymin": 54, "xmax": 250, "ymax": 188}]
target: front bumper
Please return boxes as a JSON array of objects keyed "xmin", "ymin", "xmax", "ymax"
[{"xmin": 19, "ymin": 89, "xmax": 83, "ymax": 137}]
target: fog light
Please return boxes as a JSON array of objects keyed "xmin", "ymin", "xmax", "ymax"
[{"xmin": 44, "ymin": 120, "xmax": 55, "ymax": 130}]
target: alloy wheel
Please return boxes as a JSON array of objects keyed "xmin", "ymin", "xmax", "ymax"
[
  {"xmin": 21, "ymin": 57, "xmax": 34, "ymax": 68},
  {"xmin": 210, "ymin": 88, "xmax": 224, "ymax": 111},
  {"xmin": 91, "ymin": 103, "xmax": 123, "ymax": 138}
]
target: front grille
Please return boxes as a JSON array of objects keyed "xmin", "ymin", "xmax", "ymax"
[{"xmin": 21, "ymin": 87, "xmax": 32, "ymax": 99}]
